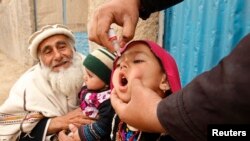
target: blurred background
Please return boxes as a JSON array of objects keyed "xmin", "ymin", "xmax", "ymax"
[{"xmin": 0, "ymin": 0, "xmax": 250, "ymax": 104}]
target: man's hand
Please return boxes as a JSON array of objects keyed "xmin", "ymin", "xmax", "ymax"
[
  {"xmin": 111, "ymin": 78, "xmax": 165, "ymax": 132},
  {"xmin": 88, "ymin": 0, "xmax": 140, "ymax": 51},
  {"xmin": 47, "ymin": 108, "xmax": 95, "ymax": 135}
]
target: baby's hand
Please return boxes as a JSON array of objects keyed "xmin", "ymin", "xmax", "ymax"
[
  {"xmin": 68, "ymin": 124, "xmax": 81, "ymax": 141},
  {"xmin": 58, "ymin": 124, "xmax": 81, "ymax": 141}
]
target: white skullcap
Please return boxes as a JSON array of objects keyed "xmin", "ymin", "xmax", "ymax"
[{"xmin": 28, "ymin": 24, "xmax": 75, "ymax": 60}]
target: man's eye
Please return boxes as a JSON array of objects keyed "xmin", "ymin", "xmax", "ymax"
[
  {"xmin": 58, "ymin": 45, "xmax": 66, "ymax": 49},
  {"xmin": 44, "ymin": 49, "xmax": 52, "ymax": 54}
]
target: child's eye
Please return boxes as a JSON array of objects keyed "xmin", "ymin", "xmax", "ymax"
[
  {"xmin": 89, "ymin": 74, "xmax": 93, "ymax": 78},
  {"xmin": 116, "ymin": 63, "xmax": 120, "ymax": 68},
  {"xmin": 86, "ymin": 72, "xmax": 93, "ymax": 78},
  {"xmin": 115, "ymin": 58, "xmax": 121, "ymax": 68},
  {"xmin": 133, "ymin": 59, "xmax": 144, "ymax": 64}
]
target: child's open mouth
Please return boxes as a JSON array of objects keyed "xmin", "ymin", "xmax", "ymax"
[
  {"xmin": 118, "ymin": 72, "xmax": 128, "ymax": 92},
  {"xmin": 121, "ymin": 76, "xmax": 128, "ymax": 86}
]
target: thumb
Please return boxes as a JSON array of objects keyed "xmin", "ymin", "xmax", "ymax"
[
  {"xmin": 121, "ymin": 17, "xmax": 137, "ymax": 46},
  {"xmin": 129, "ymin": 78, "xmax": 145, "ymax": 95},
  {"xmin": 129, "ymin": 78, "xmax": 161, "ymax": 105},
  {"xmin": 69, "ymin": 124, "xmax": 78, "ymax": 133},
  {"xmin": 111, "ymin": 89, "xmax": 127, "ymax": 112},
  {"xmin": 110, "ymin": 88, "xmax": 132, "ymax": 122}
]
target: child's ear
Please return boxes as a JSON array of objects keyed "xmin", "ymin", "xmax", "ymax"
[{"xmin": 159, "ymin": 74, "xmax": 170, "ymax": 92}]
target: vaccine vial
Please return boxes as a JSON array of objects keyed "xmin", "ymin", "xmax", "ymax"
[{"xmin": 108, "ymin": 28, "xmax": 121, "ymax": 56}]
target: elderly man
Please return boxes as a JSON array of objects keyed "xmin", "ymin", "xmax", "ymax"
[{"xmin": 0, "ymin": 24, "xmax": 91, "ymax": 141}]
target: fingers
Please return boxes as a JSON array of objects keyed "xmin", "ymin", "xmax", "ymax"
[
  {"xmin": 112, "ymin": 78, "xmax": 164, "ymax": 131},
  {"xmin": 88, "ymin": 0, "xmax": 139, "ymax": 52},
  {"xmin": 88, "ymin": 6, "xmax": 115, "ymax": 52},
  {"xmin": 69, "ymin": 124, "xmax": 78, "ymax": 132},
  {"xmin": 67, "ymin": 108, "xmax": 82, "ymax": 117},
  {"xmin": 69, "ymin": 124, "xmax": 81, "ymax": 141},
  {"xmin": 129, "ymin": 78, "xmax": 143, "ymax": 91},
  {"xmin": 88, "ymin": 8, "xmax": 99, "ymax": 43},
  {"xmin": 121, "ymin": 15, "xmax": 138, "ymax": 45},
  {"xmin": 130, "ymin": 79, "xmax": 161, "ymax": 103},
  {"xmin": 110, "ymin": 89, "xmax": 127, "ymax": 108},
  {"xmin": 58, "ymin": 125, "xmax": 81, "ymax": 141},
  {"xmin": 69, "ymin": 116, "xmax": 95, "ymax": 127},
  {"xmin": 110, "ymin": 89, "xmax": 127, "ymax": 120},
  {"xmin": 66, "ymin": 108, "xmax": 95, "ymax": 127},
  {"xmin": 58, "ymin": 130, "xmax": 72, "ymax": 141},
  {"xmin": 96, "ymin": 9, "xmax": 114, "ymax": 52},
  {"xmin": 96, "ymin": 25, "xmax": 114, "ymax": 52}
]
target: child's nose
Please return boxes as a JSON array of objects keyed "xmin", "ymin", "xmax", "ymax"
[
  {"xmin": 120, "ymin": 63, "xmax": 128, "ymax": 70},
  {"xmin": 83, "ymin": 75, "xmax": 88, "ymax": 82}
]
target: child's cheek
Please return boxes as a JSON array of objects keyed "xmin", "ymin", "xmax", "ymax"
[
  {"xmin": 130, "ymin": 69, "xmax": 142, "ymax": 80},
  {"xmin": 112, "ymin": 69, "xmax": 120, "ymax": 88}
]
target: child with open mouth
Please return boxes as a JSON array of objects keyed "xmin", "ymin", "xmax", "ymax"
[{"xmin": 111, "ymin": 40, "xmax": 181, "ymax": 141}]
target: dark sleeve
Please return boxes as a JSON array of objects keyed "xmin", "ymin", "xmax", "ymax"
[
  {"xmin": 19, "ymin": 118, "xmax": 49, "ymax": 141},
  {"xmin": 139, "ymin": 0, "xmax": 184, "ymax": 20},
  {"xmin": 157, "ymin": 33, "xmax": 250, "ymax": 141},
  {"xmin": 79, "ymin": 99, "xmax": 115, "ymax": 141}
]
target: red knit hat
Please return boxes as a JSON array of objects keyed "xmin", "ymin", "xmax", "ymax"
[{"xmin": 112, "ymin": 40, "xmax": 181, "ymax": 93}]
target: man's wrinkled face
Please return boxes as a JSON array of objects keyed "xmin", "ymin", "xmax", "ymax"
[
  {"xmin": 38, "ymin": 34, "xmax": 74, "ymax": 72},
  {"xmin": 40, "ymin": 51, "xmax": 84, "ymax": 97}
]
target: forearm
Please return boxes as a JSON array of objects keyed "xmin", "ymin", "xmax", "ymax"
[
  {"xmin": 139, "ymin": 0, "xmax": 184, "ymax": 19},
  {"xmin": 133, "ymin": 97, "xmax": 166, "ymax": 133},
  {"xmin": 157, "ymin": 34, "xmax": 250, "ymax": 141},
  {"xmin": 47, "ymin": 116, "xmax": 68, "ymax": 135},
  {"xmin": 47, "ymin": 108, "xmax": 93, "ymax": 135}
]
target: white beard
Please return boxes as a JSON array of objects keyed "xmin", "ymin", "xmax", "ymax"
[{"xmin": 41, "ymin": 53, "xmax": 84, "ymax": 97}]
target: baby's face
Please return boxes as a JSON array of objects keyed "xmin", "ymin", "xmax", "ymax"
[
  {"xmin": 112, "ymin": 42, "xmax": 166, "ymax": 102},
  {"xmin": 84, "ymin": 68, "xmax": 106, "ymax": 90}
]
